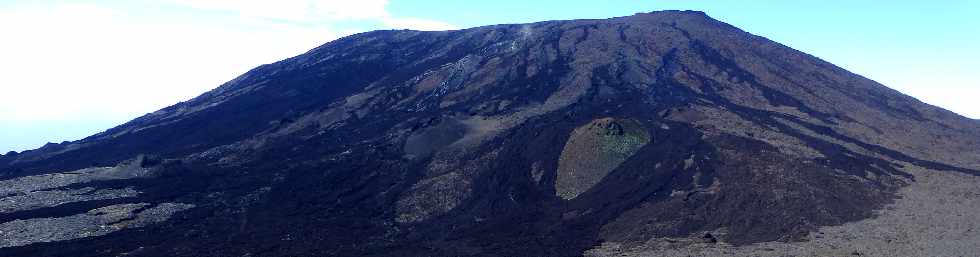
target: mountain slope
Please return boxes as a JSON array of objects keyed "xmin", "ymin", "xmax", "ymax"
[{"xmin": 1, "ymin": 11, "xmax": 979, "ymax": 256}]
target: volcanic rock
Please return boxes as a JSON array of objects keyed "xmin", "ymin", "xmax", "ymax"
[{"xmin": 1, "ymin": 10, "xmax": 979, "ymax": 257}]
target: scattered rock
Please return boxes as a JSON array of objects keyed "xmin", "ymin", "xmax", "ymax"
[
  {"xmin": 0, "ymin": 202, "xmax": 194, "ymax": 248},
  {"xmin": 701, "ymin": 233, "xmax": 718, "ymax": 244}
]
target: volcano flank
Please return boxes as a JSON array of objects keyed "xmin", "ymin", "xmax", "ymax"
[{"xmin": 2, "ymin": 10, "xmax": 980, "ymax": 257}]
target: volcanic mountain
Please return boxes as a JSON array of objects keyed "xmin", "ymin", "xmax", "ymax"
[{"xmin": 2, "ymin": 11, "xmax": 979, "ymax": 257}]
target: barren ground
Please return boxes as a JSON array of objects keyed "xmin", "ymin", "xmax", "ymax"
[{"xmin": 587, "ymin": 163, "xmax": 980, "ymax": 257}]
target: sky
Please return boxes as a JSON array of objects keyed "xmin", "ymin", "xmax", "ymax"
[{"xmin": 0, "ymin": 0, "xmax": 977, "ymax": 153}]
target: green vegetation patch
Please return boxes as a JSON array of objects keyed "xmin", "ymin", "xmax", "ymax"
[{"xmin": 556, "ymin": 118, "xmax": 651, "ymax": 200}]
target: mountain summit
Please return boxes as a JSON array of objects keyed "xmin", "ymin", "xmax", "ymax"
[{"xmin": 2, "ymin": 11, "xmax": 979, "ymax": 256}]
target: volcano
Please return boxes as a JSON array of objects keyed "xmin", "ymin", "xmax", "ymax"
[{"xmin": 2, "ymin": 11, "xmax": 979, "ymax": 257}]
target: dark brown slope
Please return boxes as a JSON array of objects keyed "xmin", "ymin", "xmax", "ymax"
[{"xmin": 1, "ymin": 10, "xmax": 979, "ymax": 257}]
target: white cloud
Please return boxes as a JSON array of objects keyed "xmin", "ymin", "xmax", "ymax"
[
  {"xmin": 167, "ymin": 0, "xmax": 390, "ymax": 22},
  {"xmin": 0, "ymin": 3, "xmax": 341, "ymax": 123},
  {"xmin": 167, "ymin": 0, "xmax": 457, "ymax": 30},
  {"xmin": 0, "ymin": 1, "xmax": 455, "ymax": 151},
  {"xmin": 382, "ymin": 16, "xmax": 457, "ymax": 31}
]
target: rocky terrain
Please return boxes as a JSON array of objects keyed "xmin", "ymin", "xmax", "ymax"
[
  {"xmin": 1, "ymin": 10, "xmax": 978, "ymax": 257},
  {"xmin": 586, "ymin": 163, "xmax": 980, "ymax": 257}
]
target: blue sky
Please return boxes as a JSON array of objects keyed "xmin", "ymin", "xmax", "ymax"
[{"xmin": 1, "ymin": 0, "xmax": 977, "ymax": 153}]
